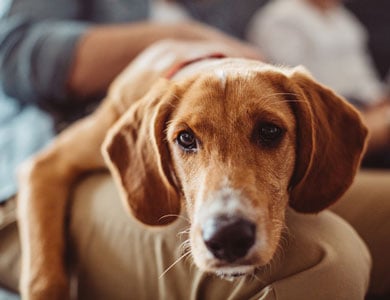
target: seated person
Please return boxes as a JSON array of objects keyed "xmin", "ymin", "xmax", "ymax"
[{"xmin": 247, "ymin": 0, "xmax": 390, "ymax": 163}]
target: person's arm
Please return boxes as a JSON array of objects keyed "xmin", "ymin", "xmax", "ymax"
[
  {"xmin": 0, "ymin": 0, "xmax": 90, "ymax": 105},
  {"xmin": 67, "ymin": 21, "xmax": 262, "ymax": 99},
  {"xmin": 1, "ymin": 0, "xmax": 261, "ymax": 105}
]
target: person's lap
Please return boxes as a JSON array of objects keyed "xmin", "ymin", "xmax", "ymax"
[
  {"xmin": 1, "ymin": 170, "xmax": 386, "ymax": 299},
  {"xmin": 331, "ymin": 169, "xmax": 390, "ymax": 296}
]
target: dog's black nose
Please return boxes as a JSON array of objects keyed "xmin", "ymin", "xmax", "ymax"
[{"xmin": 202, "ymin": 216, "xmax": 256, "ymax": 262}]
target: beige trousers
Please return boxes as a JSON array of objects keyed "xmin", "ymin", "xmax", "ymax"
[{"xmin": 1, "ymin": 170, "xmax": 388, "ymax": 299}]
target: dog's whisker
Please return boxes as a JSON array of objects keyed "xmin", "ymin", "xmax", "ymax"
[
  {"xmin": 159, "ymin": 214, "xmax": 191, "ymax": 223},
  {"xmin": 178, "ymin": 239, "xmax": 191, "ymax": 254},
  {"xmin": 268, "ymin": 231, "xmax": 290, "ymax": 273},
  {"xmin": 185, "ymin": 253, "xmax": 196, "ymax": 274},
  {"xmin": 250, "ymin": 268, "xmax": 268, "ymax": 285},
  {"xmin": 177, "ymin": 228, "xmax": 190, "ymax": 235},
  {"xmin": 265, "ymin": 260, "xmax": 273, "ymax": 276},
  {"xmin": 159, "ymin": 251, "xmax": 192, "ymax": 279}
]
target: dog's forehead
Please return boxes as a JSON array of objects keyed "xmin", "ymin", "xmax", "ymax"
[
  {"xmin": 173, "ymin": 58, "xmax": 297, "ymax": 83},
  {"xmin": 174, "ymin": 59, "xmax": 294, "ymax": 110},
  {"xmin": 169, "ymin": 61, "xmax": 297, "ymax": 134},
  {"xmin": 210, "ymin": 59, "xmax": 292, "ymax": 81},
  {"xmin": 173, "ymin": 58, "xmax": 297, "ymax": 99}
]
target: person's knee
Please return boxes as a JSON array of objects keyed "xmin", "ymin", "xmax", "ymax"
[
  {"xmin": 68, "ymin": 175, "xmax": 372, "ymax": 299},
  {"xmin": 268, "ymin": 210, "xmax": 371, "ymax": 300},
  {"xmin": 332, "ymin": 170, "xmax": 390, "ymax": 295}
]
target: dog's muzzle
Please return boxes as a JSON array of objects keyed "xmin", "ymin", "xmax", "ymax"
[{"xmin": 202, "ymin": 215, "xmax": 256, "ymax": 263}]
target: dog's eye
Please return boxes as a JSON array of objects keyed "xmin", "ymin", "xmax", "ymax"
[
  {"xmin": 176, "ymin": 131, "xmax": 198, "ymax": 152},
  {"xmin": 258, "ymin": 123, "xmax": 284, "ymax": 146}
]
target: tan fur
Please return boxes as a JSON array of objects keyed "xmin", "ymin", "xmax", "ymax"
[{"xmin": 17, "ymin": 40, "xmax": 368, "ymax": 299}]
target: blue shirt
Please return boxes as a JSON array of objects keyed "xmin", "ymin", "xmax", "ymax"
[
  {"xmin": 0, "ymin": 0, "xmax": 149, "ymax": 201},
  {"xmin": 0, "ymin": 90, "xmax": 54, "ymax": 200}
]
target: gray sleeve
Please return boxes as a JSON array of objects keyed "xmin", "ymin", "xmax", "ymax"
[{"xmin": 0, "ymin": 0, "xmax": 90, "ymax": 105}]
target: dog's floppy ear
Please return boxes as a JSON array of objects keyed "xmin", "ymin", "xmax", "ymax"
[
  {"xmin": 287, "ymin": 68, "xmax": 368, "ymax": 213},
  {"xmin": 102, "ymin": 79, "xmax": 180, "ymax": 226}
]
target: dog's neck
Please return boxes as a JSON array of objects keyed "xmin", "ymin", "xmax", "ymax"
[{"xmin": 165, "ymin": 53, "xmax": 226, "ymax": 80}]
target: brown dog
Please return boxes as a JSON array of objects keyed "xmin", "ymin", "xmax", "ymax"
[{"xmin": 17, "ymin": 40, "xmax": 368, "ymax": 299}]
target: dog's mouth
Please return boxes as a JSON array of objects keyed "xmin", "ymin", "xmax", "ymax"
[
  {"xmin": 226, "ymin": 272, "xmax": 246, "ymax": 278},
  {"xmin": 217, "ymin": 272, "xmax": 247, "ymax": 281},
  {"xmin": 213, "ymin": 265, "xmax": 256, "ymax": 281}
]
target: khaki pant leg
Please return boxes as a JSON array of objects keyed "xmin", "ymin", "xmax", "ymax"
[
  {"xmin": 71, "ymin": 174, "xmax": 371, "ymax": 300},
  {"xmin": 332, "ymin": 169, "xmax": 390, "ymax": 296},
  {"xmin": 0, "ymin": 198, "xmax": 20, "ymax": 292},
  {"xmin": 263, "ymin": 210, "xmax": 371, "ymax": 300},
  {"xmin": 0, "ymin": 172, "xmax": 373, "ymax": 300}
]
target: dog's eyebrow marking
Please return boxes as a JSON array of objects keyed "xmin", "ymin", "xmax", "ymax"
[{"xmin": 215, "ymin": 69, "xmax": 227, "ymax": 89}]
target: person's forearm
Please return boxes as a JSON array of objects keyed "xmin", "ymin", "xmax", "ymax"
[{"xmin": 67, "ymin": 21, "xmax": 260, "ymax": 98}]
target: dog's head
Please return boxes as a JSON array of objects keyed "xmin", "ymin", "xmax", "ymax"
[{"xmin": 102, "ymin": 59, "xmax": 367, "ymax": 278}]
